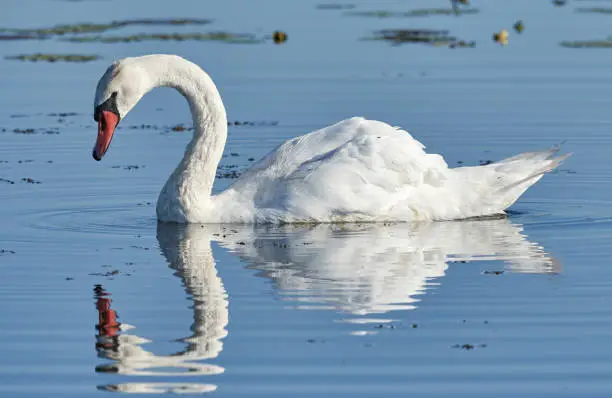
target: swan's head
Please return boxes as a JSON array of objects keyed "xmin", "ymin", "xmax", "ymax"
[{"xmin": 92, "ymin": 58, "xmax": 152, "ymax": 161}]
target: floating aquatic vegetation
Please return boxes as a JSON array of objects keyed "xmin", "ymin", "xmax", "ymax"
[
  {"xmin": 514, "ymin": 20, "xmax": 525, "ymax": 33},
  {"xmin": 111, "ymin": 165, "xmax": 145, "ymax": 170},
  {"xmin": 63, "ymin": 32, "xmax": 262, "ymax": 44},
  {"xmin": 576, "ymin": 7, "xmax": 612, "ymax": 14},
  {"xmin": 273, "ymin": 30, "xmax": 288, "ymax": 44},
  {"xmin": 6, "ymin": 53, "xmax": 101, "ymax": 63},
  {"xmin": 365, "ymin": 29, "xmax": 473, "ymax": 48},
  {"xmin": 316, "ymin": 3, "xmax": 355, "ymax": 10},
  {"xmin": 346, "ymin": 8, "xmax": 479, "ymax": 18},
  {"xmin": 0, "ymin": 18, "xmax": 212, "ymax": 38},
  {"xmin": 483, "ymin": 270, "xmax": 504, "ymax": 275},
  {"xmin": 228, "ymin": 120, "xmax": 279, "ymax": 126},
  {"xmin": 13, "ymin": 128, "xmax": 35, "ymax": 134},
  {"xmin": 12, "ymin": 127, "xmax": 60, "ymax": 134},
  {"xmin": 48, "ymin": 112, "xmax": 79, "ymax": 117},
  {"xmin": 451, "ymin": 344, "xmax": 487, "ymax": 350},
  {"xmin": 448, "ymin": 40, "xmax": 476, "ymax": 48},
  {"xmin": 0, "ymin": 34, "xmax": 45, "ymax": 40},
  {"xmin": 560, "ymin": 39, "xmax": 612, "ymax": 48}
]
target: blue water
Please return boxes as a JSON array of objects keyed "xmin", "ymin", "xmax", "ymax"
[{"xmin": 2, "ymin": 0, "xmax": 612, "ymax": 396}]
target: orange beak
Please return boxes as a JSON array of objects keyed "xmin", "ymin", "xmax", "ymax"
[{"xmin": 93, "ymin": 110, "xmax": 119, "ymax": 161}]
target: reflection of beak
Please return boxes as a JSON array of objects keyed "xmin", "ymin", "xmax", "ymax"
[{"xmin": 93, "ymin": 110, "xmax": 119, "ymax": 161}]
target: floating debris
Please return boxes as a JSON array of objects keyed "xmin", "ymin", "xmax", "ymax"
[
  {"xmin": 0, "ymin": 178, "xmax": 15, "ymax": 184},
  {"xmin": 0, "ymin": 249, "xmax": 16, "ymax": 255},
  {"xmin": 0, "ymin": 18, "xmax": 213, "ymax": 37},
  {"xmin": 63, "ymin": 32, "xmax": 262, "ymax": 44},
  {"xmin": 6, "ymin": 53, "xmax": 101, "ymax": 63},
  {"xmin": 22, "ymin": 177, "xmax": 41, "ymax": 184},
  {"xmin": 273, "ymin": 30, "xmax": 288, "ymax": 44},
  {"xmin": 171, "ymin": 124, "xmax": 186, "ymax": 132},
  {"xmin": 493, "ymin": 29, "xmax": 509, "ymax": 45},
  {"xmin": 552, "ymin": 0, "xmax": 566, "ymax": 6},
  {"xmin": 316, "ymin": 3, "xmax": 355, "ymax": 10},
  {"xmin": 514, "ymin": 20, "xmax": 525, "ymax": 33},
  {"xmin": 347, "ymin": 8, "xmax": 478, "ymax": 18}
]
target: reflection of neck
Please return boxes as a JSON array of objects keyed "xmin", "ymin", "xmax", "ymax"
[
  {"xmin": 159, "ymin": 223, "xmax": 229, "ymax": 360},
  {"xmin": 94, "ymin": 224, "xmax": 228, "ymax": 377},
  {"xmin": 148, "ymin": 55, "xmax": 228, "ymax": 218},
  {"xmin": 169, "ymin": 227, "xmax": 228, "ymax": 358}
]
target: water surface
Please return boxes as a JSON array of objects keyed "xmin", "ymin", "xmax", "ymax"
[{"xmin": 1, "ymin": 0, "xmax": 612, "ymax": 396}]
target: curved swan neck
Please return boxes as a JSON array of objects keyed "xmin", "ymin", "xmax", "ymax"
[{"xmin": 147, "ymin": 55, "xmax": 228, "ymax": 199}]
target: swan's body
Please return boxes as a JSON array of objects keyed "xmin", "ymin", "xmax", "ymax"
[{"xmin": 92, "ymin": 54, "xmax": 569, "ymax": 224}]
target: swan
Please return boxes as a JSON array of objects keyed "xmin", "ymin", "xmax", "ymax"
[{"xmin": 92, "ymin": 54, "xmax": 570, "ymax": 223}]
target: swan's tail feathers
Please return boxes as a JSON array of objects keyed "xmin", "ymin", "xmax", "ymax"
[
  {"xmin": 496, "ymin": 151, "xmax": 572, "ymax": 194},
  {"xmin": 474, "ymin": 145, "xmax": 572, "ymax": 212},
  {"xmin": 496, "ymin": 141, "xmax": 567, "ymax": 164}
]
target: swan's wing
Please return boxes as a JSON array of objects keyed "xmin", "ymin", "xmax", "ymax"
[
  {"xmin": 239, "ymin": 117, "xmax": 446, "ymax": 178},
  {"xmin": 225, "ymin": 117, "xmax": 450, "ymax": 221}
]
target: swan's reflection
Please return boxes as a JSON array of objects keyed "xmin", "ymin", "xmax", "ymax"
[
  {"xmin": 95, "ymin": 224, "xmax": 228, "ymax": 394},
  {"xmin": 96, "ymin": 218, "xmax": 557, "ymax": 393},
  {"xmin": 217, "ymin": 219, "xmax": 558, "ymax": 323}
]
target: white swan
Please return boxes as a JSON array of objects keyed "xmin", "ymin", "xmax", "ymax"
[{"xmin": 92, "ymin": 54, "xmax": 570, "ymax": 223}]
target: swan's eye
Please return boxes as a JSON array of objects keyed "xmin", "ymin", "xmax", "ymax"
[{"xmin": 94, "ymin": 91, "xmax": 120, "ymax": 122}]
